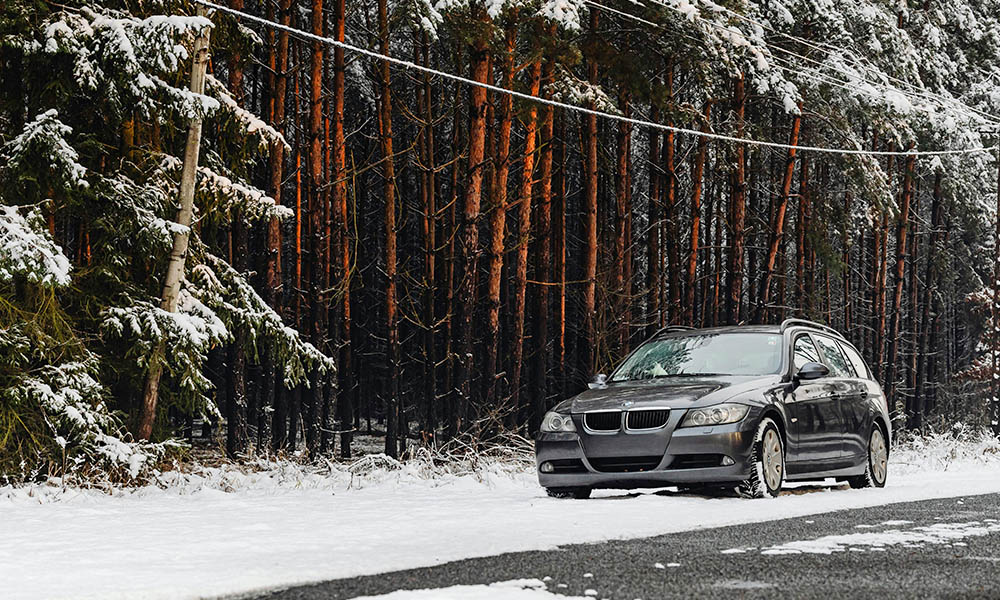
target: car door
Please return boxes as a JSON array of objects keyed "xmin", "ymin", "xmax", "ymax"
[
  {"xmin": 837, "ymin": 340, "xmax": 875, "ymax": 462},
  {"xmin": 785, "ymin": 333, "xmax": 844, "ymax": 468},
  {"xmin": 810, "ymin": 334, "xmax": 860, "ymax": 465}
]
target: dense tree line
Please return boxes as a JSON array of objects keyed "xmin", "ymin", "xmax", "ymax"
[{"xmin": 3, "ymin": 0, "xmax": 1000, "ymax": 478}]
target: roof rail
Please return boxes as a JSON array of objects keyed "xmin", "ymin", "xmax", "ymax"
[
  {"xmin": 653, "ymin": 325, "xmax": 695, "ymax": 336},
  {"xmin": 779, "ymin": 318, "xmax": 841, "ymax": 337}
]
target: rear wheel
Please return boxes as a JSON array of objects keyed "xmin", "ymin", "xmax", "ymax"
[
  {"xmin": 849, "ymin": 426, "xmax": 888, "ymax": 489},
  {"xmin": 545, "ymin": 487, "xmax": 591, "ymax": 499},
  {"xmin": 738, "ymin": 418, "xmax": 783, "ymax": 499}
]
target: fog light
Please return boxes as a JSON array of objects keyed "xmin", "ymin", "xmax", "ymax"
[
  {"xmin": 721, "ymin": 455, "xmax": 735, "ymax": 466},
  {"xmin": 540, "ymin": 462, "xmax": 555, "ymax": 473}
]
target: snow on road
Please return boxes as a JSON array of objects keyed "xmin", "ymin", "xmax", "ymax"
[
  {"xmin": 3, "ymin": 451, "xmax": 1000, "ymax": 600},
  {"xmin": 349, "ymin": 579, "xmax": 589, "ymax": 599}
]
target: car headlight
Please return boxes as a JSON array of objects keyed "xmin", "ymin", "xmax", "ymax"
[
  {"xmin": 540, "ymin": 411, "xmax": 577, "ymax": 433},
  {"xmin": 680, "ymin": 403, "xmax": 750, "ymax": 428}
]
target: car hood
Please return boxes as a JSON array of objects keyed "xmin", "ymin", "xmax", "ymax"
[{"xmin": 560, "ymin": 375, "xmax": 782, "ymax": 413}]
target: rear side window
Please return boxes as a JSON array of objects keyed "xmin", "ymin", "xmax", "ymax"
[
  {"xmin": 792, "ymin": 335, "xmax": 821, "ymax": 371},
  {"xmin": 838, "ymin": 342, "xmax": 871, "ymax": 380},
  {"xmin": 813, "ymin": 335, "xmax": 855, "ymax": 378}
]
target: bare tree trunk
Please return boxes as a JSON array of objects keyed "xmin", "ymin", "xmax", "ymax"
[
  {"xmin": 646, "ymin": 104, "xmax": 661, "ymax": 334},
  {"xmin": 269, "ymin": 0, "xmax": 293, "ymax": 451},
  {"xmin": 726, "ymin": 75, "xmax": 746, "ymax": 325},
  {"xmin": 685, "ymin": 102, "xmax": 711, "ymax": 326},
  {"xmin": 992, "ymin": 151, "xmax": 1000, "ymax": 436},
  {"xmin": 510, "ymin": 57, "xmax": 542, "ymax": 425},
  {"xmin": 886, "ymin": 151, "xmax": 914, "ymax": 417},
  {"xmin": 756, "ymin": 106, "xmax": 802, "ymax": 323},
  {"xmin": 332, "ymin": 0, "xmax": 353, "ymax": 458},
  {"xmin": 582, "ymin": 10, "xmax": 600, "ymax": 373},
  {"xmin": 484, "ymin": 20, "xmax": 516, "ymax": 417},
  {"xmin": 614, "ymin": 93, "xmax": 631, "ymax": 353},
  {"xmin": 456, "ymin": 19, "xmax": 490, "ymax": 432},
  {"xmin": 532, "ymin": 57, "xmax": 555, "ymax": 431},
  {"xmin": 377, "ymin": 0, "xmax": 400, "ymax": 457},
  {"xmin": 416, "ymin": 33, "xmax": 437, "ymax": 444}
]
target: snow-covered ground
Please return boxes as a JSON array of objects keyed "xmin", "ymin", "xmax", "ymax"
[{"xmin": 3, "ymin": 431, "xmax": 999, "ymax": 600}]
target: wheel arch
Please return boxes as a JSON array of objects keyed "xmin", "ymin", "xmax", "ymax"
[
  {"xmin": 872, "ymin": 414, "xmax": 890, "ymax": 455},
  {"xmin": 759, "ymin": 407, "xmax": 787, "ymax": 454}
]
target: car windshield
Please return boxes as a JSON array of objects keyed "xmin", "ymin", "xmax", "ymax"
[{"xmin": 610, "ymin": 333, "xmax": 783, "ymax": 381}]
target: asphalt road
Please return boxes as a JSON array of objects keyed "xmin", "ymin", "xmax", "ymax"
[{"xmin": 257, "ymin": 490, "xmax": 1000, "ymax": 599}]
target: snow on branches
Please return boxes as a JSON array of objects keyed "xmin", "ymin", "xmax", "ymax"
[
  {"xmin": 0, "ymin": 205, "xmax": 72, "ymax": 287},
  {"xmin": 101, "ymin": 292, "xmax": 230, "ymax": 401},
  {"xmin": 187, "ymin": 254, "xmax": 336, "ymax": 386},
  {"xmin": 206, "ymin": 75, "xmax": 290, "ymax": 152},
  {"xmin": 36, "ymin": 7, "xmax": 218, "ymax": 119},
  {"xmin": 1, "ymin": 110, "xmax": 87, "ymax": 192}
]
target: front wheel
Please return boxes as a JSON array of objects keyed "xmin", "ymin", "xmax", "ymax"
[
  {"xmin": 849, "ymin": 426, "xmax": 888, "ymax": 489},
  {"xmin": 545, "ymin": 487, "xmax": 591, "ymax": 499},
  {"xmin": 738, "ymin": 417, "xmax": 784, "ymax": 499}
]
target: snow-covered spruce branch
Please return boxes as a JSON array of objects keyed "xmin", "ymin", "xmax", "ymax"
[
  {"xmin": 0, "ymin": 205, "xmax": 72, "ymax": 287},
  {"xmin": 187, "ymin": 252, "xmax": 335, "ymax": 386},
  {"xmin": 155, "ymin": 155, "xmax": 292, "ymax": 224},
  {"xmin": 205, "ymin": 74, "xmax": 290, "ymax": 151}
]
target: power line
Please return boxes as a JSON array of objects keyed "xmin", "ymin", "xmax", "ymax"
[{"xmin": 193, "ymin": 0, "xmax": 997, "ymax": 158}]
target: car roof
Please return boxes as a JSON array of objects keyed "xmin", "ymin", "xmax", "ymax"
[{"xmin": 652, "ymin": 321, "xmax": 847, "ymax": 341}]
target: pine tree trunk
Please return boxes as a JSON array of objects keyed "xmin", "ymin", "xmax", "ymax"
[
  {"xmin": 510, "ymin": 57, "xmax": 542, "ymax": 425},
  {"xmin": 582, "ymin": 10, "xmax": 600, "ymax": 373},
  {"xmin": 646, "ymin": 105, "xmax": 661, "ymax": 334},
  {"xmin": 553, "ymin": 112, "xmax": 568, "ymax": 398},
  {"xmin": 268, "ymin": 0, "xmax": 292, "ymax": 450},
  {"xmin": 417, "ymin": 34, "xmax": 437, "ymax": 444},
  {"xmin": 614, "ymin": 93, "xmax": 631, "ymax": 353},
  {"xmin": 756, "ymin": 107, "xmax": 802, "ymax": 323},
  {"xmin": 331, "ymin": 0, "xmax": 353, "ymax": 458},
  {"xmin": 726, "ymin": 75, "xmax": 746, "ymax": 325},
  {"xmin": 456, "ymin": 21, "xmax": 490, "ymax": 433},
  {"xmin": 484, "ymin": 21, "xmax": 516, "ymax": 417},
  {"xmin": 685, "ymin": 102, "xmax": 711, "ymax": 326},
  {"xmin": 886, "ymin": 151, "xmax": 914, "ymax": 418},
  {"xmin": 377, "ymin": 0, "xmax": 400, "ymax": 457}
]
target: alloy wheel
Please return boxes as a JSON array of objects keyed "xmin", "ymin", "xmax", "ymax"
[
  {"xmin": 762, "ymin": 428, "xmax": 783, "ymax": 491},
  {"xmin": 870, "ymin": 428, "xmax": 888, "ymax": 485}
]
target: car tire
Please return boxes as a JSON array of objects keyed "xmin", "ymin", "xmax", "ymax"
[
  {"xmin": 738, "ymin": 417, "xmax": 783, "ymax": 499},
  {"xmin": 545, "ymin": 487, "xmax": 591, "ymax": 499},
  {"xmin": 848, "ymin": 425, "xmax": 888, "ymax": 489}
]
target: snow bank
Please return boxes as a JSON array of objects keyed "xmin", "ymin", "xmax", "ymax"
[{"xmin": 2, "ymin": 432, "xmax": 999, "ymax": 600}]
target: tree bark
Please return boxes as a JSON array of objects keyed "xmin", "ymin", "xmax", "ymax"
[
  {"xmin": 685, "ymin": 102, "xmax": 711, "ymax": 326},
  {"xmin": 582, "ymin": 10, "xmax": 600, "ymax": 373},
  {"xmin": 510, "ymin": 57, "xmax": 542, "ymax": 424},
  {"xmin": 886, "ymin": 151, "xmax": 914, "ymax": 416},
  {"xmin": 377, "ymin": 0, "xmax": 400, "ymax": 457},
  {"xmin": 456, "ymin": 19, "xmax": 490, "ymax": 433},
  {"xmin": 755, "ymin": 106, "xmax": 802, "ymax": 323},
  {"xmin": 726, "ymin": 75, "xmax": 746, "ymax": 325}
]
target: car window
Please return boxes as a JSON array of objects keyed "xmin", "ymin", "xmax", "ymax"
[
  {"xmin": 838, "ymin": 341, "xmax": 870, "ymax": 380},
  {"xmin": 792, "ymin": 335, "xmax": 821, "ymax": 372},
  {"xmin": 610, "ymin": 332, "xmax": 783, "ymax": 380},
  {"xmin": 813, "ymin": 335, "xmax": 855, "ymax": 378}
]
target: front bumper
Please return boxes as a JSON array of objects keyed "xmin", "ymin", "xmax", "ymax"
[{"xmin": 535, "ymin": 416, "xmax": 758, "ymax": 490}]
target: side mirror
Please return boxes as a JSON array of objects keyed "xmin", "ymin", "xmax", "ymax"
[
  {"xmin": 795, "ymin": 362, "xmax": 829, "ymax": 382},
  {"xmin": 588, "ymin": 373, "xmax": 608, "ymax": 389}
]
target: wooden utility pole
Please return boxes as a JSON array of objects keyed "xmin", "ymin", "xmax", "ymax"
[{"xmin": 138, "ymin": 9, "xmax": 211, "ymax": 440}]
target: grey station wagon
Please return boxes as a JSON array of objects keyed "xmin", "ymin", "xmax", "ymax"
[{"xmin": 535, "ymin": 320, "xmax": 891, "ymax": 499}]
